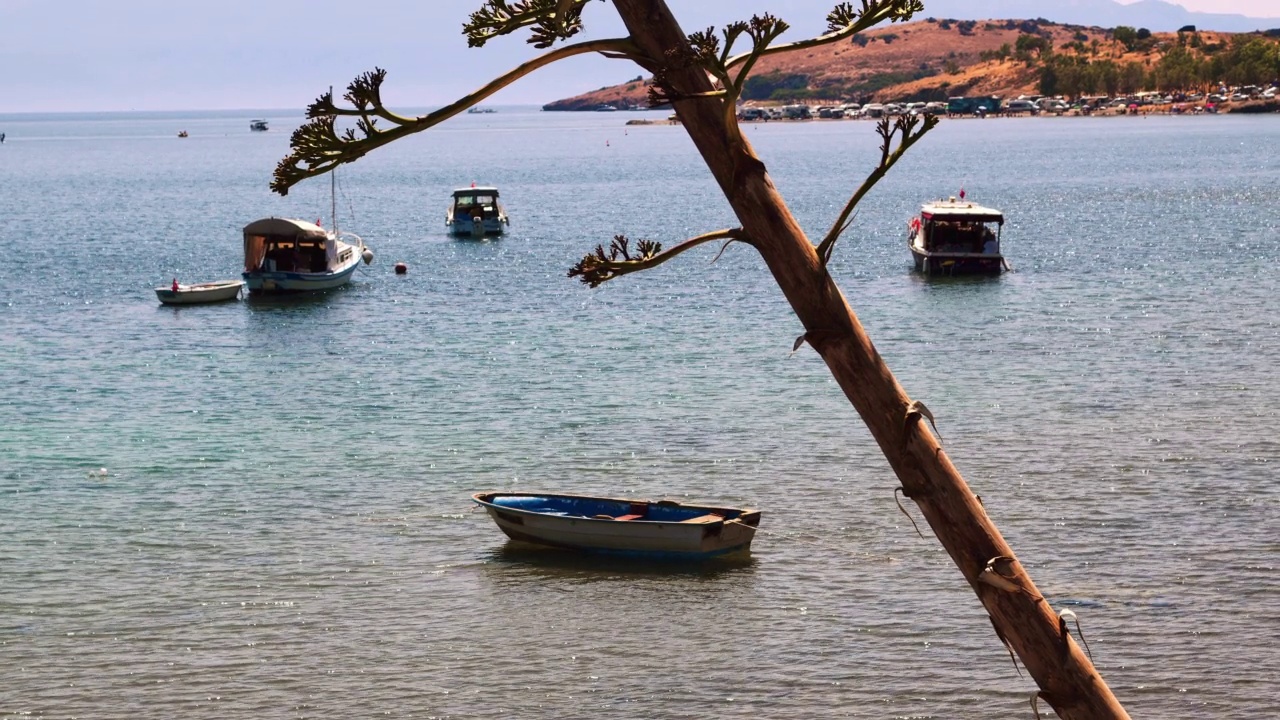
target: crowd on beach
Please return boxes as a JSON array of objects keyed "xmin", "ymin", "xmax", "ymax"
[{"xmin": 735, "ymin": 82, "xmax": 1279, "ymax": 121}]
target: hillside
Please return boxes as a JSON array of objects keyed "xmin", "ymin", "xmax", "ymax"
[{"xmin": 543, "ymin": 18, "xmax": 1279, "ymax": 110}]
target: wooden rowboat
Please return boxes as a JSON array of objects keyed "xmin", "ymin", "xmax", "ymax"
[
  {"xmin": 472, "ymin": 491, "xmax": 761, "ymax": 559},
  {"xmin": 155, "ymin": 279, "xmax": 244, "ymax": 305}
]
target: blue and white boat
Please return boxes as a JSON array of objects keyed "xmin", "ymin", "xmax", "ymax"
[
  {"xmin": 472, "ymin": 491, "xmax": 761, "ymax": 559},
  {"xmin": 241, "ymin": 217, "xmax": 373, "ymax": 295},
  {"xmin": 446, "ymin": 186, "xmax": 509, "ymax": 238}
]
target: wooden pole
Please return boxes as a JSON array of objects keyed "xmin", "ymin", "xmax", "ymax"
[{"xmin": 609, "ymin": 1, "xmax": 1131, "ymax": 717}]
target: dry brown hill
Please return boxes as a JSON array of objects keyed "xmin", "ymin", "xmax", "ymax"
[{"xmin": 542, "ymin": 18, "xmax": 1249, "ymax": 109}]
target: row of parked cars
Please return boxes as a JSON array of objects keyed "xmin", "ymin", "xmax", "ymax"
[
  {"xmin": 738, "ymin": 101, "xmax": 950, "ymax": 121},
  {"xmin": 737, "ymin": 83, "xmax": 1277, "ymax": 122}
]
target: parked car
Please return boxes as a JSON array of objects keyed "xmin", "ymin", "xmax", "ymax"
[{"xmin": 1004, "ymin": 99, "xmax": 1039, "ymax": 114}]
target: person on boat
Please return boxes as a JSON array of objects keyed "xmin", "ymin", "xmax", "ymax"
[{"xmin": 982, "ymin": 228, "xmax": 1000, "ymax": 255}]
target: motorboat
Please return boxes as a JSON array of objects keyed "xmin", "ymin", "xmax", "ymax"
[
  {"xmin": 472, "ymin": 491, "xmax": 762, "ymax": 559},
  {"xmin": 155, "ymin": 279, "xmax": 244, "ymax": 305},
  {"xmin": 907, "ymin": 197, "xmax": 1007, "ymax": 275},
  {"xmin": 249, "ymin": 119, "xmax": 269, "ymax": 131},
  {"xmin": 446, "ymin": 186, "xmax": 509, "ymax": 238},
  {"xmin": 242, "ymin": 218, "xmax": 372, "ymax": 295}
]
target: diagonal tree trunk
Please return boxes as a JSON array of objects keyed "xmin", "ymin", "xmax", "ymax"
[{"xmin": 611, "ymin": 1, "xmax": 1130, "ymax": 717}]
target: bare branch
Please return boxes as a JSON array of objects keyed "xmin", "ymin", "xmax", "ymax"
[
  {"xmin": 815, "ymin": 114, "xmax": 937, "ymax": 264},
  {"xmin": 726, "ymin": 15, "xmax": 791, "ymax": 102},
  {"xmin": 273, "ymin": 38, "xmax": 638, "ymax": 195},
  {"xmin": 724, "ymin": 0, "xmax": 923, "ymax": 74},
  {"xmin": 464, "ymin": 0, "xmax": 597, "ymax": 48},
  {"xmin": 569, "ymin": 229, "xmax": 748, "ymax": 288}
]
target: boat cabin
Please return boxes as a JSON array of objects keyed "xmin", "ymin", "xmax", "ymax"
[
  {"xmin": 450, "ymin": 187, "xmax": 501, "ymax": 220},
  {"xmin": 908, "ymin": 198, "xmax": 1006, "ymax": 275},
  {"xmin": 243, "ymin": 218, "xmax": 350, "ymax": 274}
]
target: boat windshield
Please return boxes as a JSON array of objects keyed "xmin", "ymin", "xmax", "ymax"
[
  {"xmin": 924, "ymin": 218, "xmax": 1002, "ymax": 255},
  {"xmin": 453, "ymin": 194, "xmax": 497, "ymax": 207}
]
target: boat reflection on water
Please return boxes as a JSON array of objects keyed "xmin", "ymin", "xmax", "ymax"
[{"xmin": 485, "ymin": 540, "xmax": 758, "ymax": 581}]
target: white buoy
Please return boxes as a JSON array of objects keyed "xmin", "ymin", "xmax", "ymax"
[{"xmin": 361, "ymin": 248, "xmax": 374, "ymax": 265}]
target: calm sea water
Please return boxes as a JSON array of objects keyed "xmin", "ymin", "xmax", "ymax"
[{"xmin": 1, "ymin": 107, "xmax": 1277, "ymax": 718}]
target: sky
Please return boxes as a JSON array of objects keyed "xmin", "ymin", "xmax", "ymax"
[
  {"xmin": 1116, "ymin": 0, "xmax": 1278, "ymax": 11},
  {"xmin": 0, "ymin": 0, "xmax": 1276, "ymax": 113}
]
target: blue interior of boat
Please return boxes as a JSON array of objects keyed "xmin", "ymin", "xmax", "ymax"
[{"xmin": 490, "ymin": 495, "xmax": 732, "ymax": 522}]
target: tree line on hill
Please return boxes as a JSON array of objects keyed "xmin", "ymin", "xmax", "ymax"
[
  {"xmin": 736, "ymin": 19, "xmax": 1279, "ymax": 105},
  {"xmin": 1029, "ymin": 28, "xmax": 1280, "ymax": 97}
]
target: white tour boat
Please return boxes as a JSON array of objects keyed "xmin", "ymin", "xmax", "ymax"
[{"xmin": 907, "ymin": 197, "xmax": 1007, "ymax": 275}]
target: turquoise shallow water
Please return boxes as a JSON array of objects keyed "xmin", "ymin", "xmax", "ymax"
[{"xmin": 1, "ymin": 108, "xmax": 1278, "ymax": 718}]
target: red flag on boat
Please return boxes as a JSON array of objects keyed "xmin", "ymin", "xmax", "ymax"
[{"xmin": 959, "ymin": 188, "xmax": 966, "ymax": 200}]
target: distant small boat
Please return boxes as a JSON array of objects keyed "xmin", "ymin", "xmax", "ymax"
[
  {"xmin": 467, "ymin": 107, "xmax": 497, "ymax": 114},
  {"xmin": 446, "ymin": 186, "xmax": 509, "ymax": 238},
  {"xmin": 177, "ymin": 130, "xmax": 189, "ymax": 138},
  {"xmin": 472, "ymin": 491, "xmax": 762, "ymax": 558},
  {"xmin": 596, "ymin": 104, "xmax": 618, "ymax": 112},
  {"xmin": 249, "ymin": 119, "xmax": 269, "ymax": 131},
  {"xmin": 907, "ymin": 197, "xmax": 1007, "ymax": 276},
  {"xmin": 155, "ymin": 279, "xmax": 244, "ymax": 305}
]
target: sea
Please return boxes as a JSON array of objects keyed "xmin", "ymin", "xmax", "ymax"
[{"xmin": 0, "ymin": 107, "xmax": 1276, "ymax": 719}]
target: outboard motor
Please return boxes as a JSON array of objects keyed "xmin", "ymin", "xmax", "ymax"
[{"xmin": 470, "ymin": 215, "xmax": 485, "ymax": 239}]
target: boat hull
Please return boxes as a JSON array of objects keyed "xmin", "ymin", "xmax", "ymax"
[
  {"xmin": 911, "ymin": 249, "xmax": 1005, "ymax": 276},
  {"xmin": 473, "ymin": 492, "xmax": 760, "ymax": 559},
  {"xmin": 446, "ymin": 218, "xmax": 507, "ymax": 237},
  {"xmin": 242, "ymin": 256, "xmax": 360, "ymax": 295},
  {"xmin": 155, "ymin": 280, "xmax": 244, "ymax": 305}
]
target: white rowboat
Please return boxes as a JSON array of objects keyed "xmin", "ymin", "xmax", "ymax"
[{"xmin": 155, "ymin": 280, "xmax": 244, "ymax": 305}]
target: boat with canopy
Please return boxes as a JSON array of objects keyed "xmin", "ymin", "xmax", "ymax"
[{"xmin": 907, "ymin": 197, "xmax": 1008, "ymax": 275}]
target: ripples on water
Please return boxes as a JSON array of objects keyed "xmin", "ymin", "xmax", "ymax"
[{"xmin": 1, "ymin": 109, "xmax": 1277, "ymax": 718}]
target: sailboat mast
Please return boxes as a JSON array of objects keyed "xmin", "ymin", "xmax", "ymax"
[{"xmin": 331, "ymin": 169, "xmax": 338, "ymax": 237}]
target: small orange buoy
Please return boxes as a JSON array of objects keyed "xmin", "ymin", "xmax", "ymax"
[{"xmin": 394, "ymin": 262, "xmax": 408, "ymax": 275}]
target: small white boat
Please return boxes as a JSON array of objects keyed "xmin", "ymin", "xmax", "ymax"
[
  {"xmin": 446, "ymin": 186, "xmax": 509, "ymax": 238},
  {"xmin": 155, "ymin": 279, "xmax": 244, "ymax": 305},
  {"xmin": 249, "ymin": 119, "xmax": 269, "ymax": 131},
  {"xmin": 472, "ymin": 491, "xmax": 762, "ymax": 559},
  {"xmin": 907, "ymin": 196, "xmax": 1007, "ymax": 275}
]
